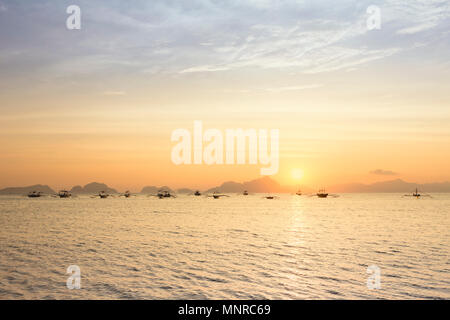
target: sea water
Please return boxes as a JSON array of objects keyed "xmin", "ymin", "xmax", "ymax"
[{"xmin": 0, "ymin": 194, "xmax": 448, "ymax": 299}]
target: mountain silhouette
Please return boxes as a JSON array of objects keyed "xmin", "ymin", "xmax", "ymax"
[
  {"xmin": 140, "ymin": 185, "xmax": 174, "ymax": 194},
  {"xmin": 330, "ymin": 179, "xmax": 450, "ymax": 193},
  {"xmin": 2, "ymin": 178, "xmax": 450, "ymax": 196},
  {"xmin": 0, "ymin": 184, "xmax": 55, "ymax": 195},
  {"xmin": 70, "ymin": 182, "xmax": 117, "ymax": 194},
  {"xmin": 206, "ymin": 177, "xmax": 299, "ymax": 193}
]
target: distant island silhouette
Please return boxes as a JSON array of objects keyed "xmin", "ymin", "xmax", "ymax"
[
  {"xmin": 0, "ymin": 184, "xmax": 56, "ymax": 195},
  {"xmin": 141, "ymin": 186, "xmax": 174, "ymax": 194},
  {"xmin": 205, "ymin": 176, "xmax": 294, "ymax": 193},
  {"xmin": 329, "ymin": 179, "xmax": 450, "ymax": 193},
  {"xmin": 70, "ymin": 182, "xmax": 118, "ymax": 194},
  {"xmin": 1, "ymin": 177, "xmax": 450, "ymax": 195}
]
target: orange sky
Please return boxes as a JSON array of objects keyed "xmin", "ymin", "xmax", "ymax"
[{"xmin": 1, "ymin": 80, "xmax": 450, "ymax": 192}]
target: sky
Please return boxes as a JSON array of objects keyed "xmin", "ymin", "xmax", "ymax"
[{"xmin": 0, "ymin": 0, "xmax": 450, "ymax": 192}]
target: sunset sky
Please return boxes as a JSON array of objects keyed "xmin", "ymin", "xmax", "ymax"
[{"xmin": 1, "ymin": 0, "xmax": 450, "ymax": 192}]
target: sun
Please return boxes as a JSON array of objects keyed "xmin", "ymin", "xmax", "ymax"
[{"xmin": 291, "ymin": 168, "xmax": 304, "ymax": 181}]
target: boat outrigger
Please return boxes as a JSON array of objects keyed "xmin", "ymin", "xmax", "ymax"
[{"xmin": 208, "ymin": 192, "xmax": 229, "ymax": 199}]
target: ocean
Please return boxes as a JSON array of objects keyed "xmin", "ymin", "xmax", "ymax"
[{"xmin": 0, "ymin": 193, "xmax": 448, "ymax": 299}]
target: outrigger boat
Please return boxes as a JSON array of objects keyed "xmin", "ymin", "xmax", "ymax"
[
  {"xmin": 120, "ymin": 190, "xmax": 132, "ymax": 198},
  {"xmin": 27, "ymin": 191, "xmax": 42, "ymax": 198},
  {"xmin": 147, "ymin": 190, "xmax": 176, "ymax": 199},
  {"xmin": 57, "ymin": 190, "xmax": 71, "ymax": 198},
  {"xmin": 208, "ymin": 192, "xmax": 229, "ymax": 199},
  {"xmin": 91, "ymin": 191, "xmax": 110, "ymax": 199},
  {"xmin": 99, "ymin": 191, "xmax": 109, "ymax": 199},
  {"xmin": 403, "ymin": 188, "xmax": 432, "ymax": 198},
  {"xmin": 194, "ymin": 190, "xmax": 201, "ymax": 196},
  {"xmin": 158, "ymin": 190, "xmax": 175, "ymax": 198},
  {"xmin": 119, "ymin": 190, "xmax": 138, "ymax": 198},
  {"xmin": 317, "ymin": 189, "xmax": 328, "ymax": 198},
  {"xmin": 296, "ymin": 189, "xmax": 302, "ymax": 196},
  {"xmin": 243, "ymin": 190, "xmax": 249, "ymax": 196},
  {"xmin": 310, "ymin": 189, "xmax": 339, "ymax": 198}
]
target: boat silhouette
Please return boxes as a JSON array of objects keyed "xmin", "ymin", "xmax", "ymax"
[
  {"xmin": 317, "ymin": 189, "xmax": 328, "ymax": 198},
  {"xmin": 207, "ymin": 192, "xmax": 229, "ymax": 199},
  {"xmin": 57, "ymin": 190, "xmax": 71, "ymax": 198},
  {"xmin": 148, "ymin": 190, "xmax": 177, "ymax": 198},
  {"xmin": 27, "ymin": 191, "xmax": 42, "ymax": 198},
  {"xmin": 90, "ymin": 191, "xmax": 110, "ymax": 199},
  {"xmin": 403, "ymin": 188, "xmax": 432, "ymax": 198}
]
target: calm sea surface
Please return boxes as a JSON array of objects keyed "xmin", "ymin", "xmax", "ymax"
[{"xmin": 0, "ymin": 194, "xmax": 449, "ymax": 299}]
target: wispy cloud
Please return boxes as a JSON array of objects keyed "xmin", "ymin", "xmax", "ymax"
[
  {"xmin": 388, "ymin": 0, "xmax": 450, "ymax": 35},
  {"xmin": 177, "ymin": 18, "xmax": 376, "ymax": 74},
  {"xmin": 172, "ymin": 1, "xmax": 449, "ymax": 75},
  {"xmin": 397, "ymin": 22, "xmax": 438, "ymax": 35},
  {"xmin": 180, "ymin": 65, "xmax": 230, "ymax": 73},
  {"xmin": 370, "ymin": 169, "xmax": 398, "ymax": 176},
  {"xmin": 265, "ymin": 84, "xmax": 323, "ymax": 93},
  {"xmin": 1, "ymin": 0, "xmax": 450, "ymax": 81}
]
